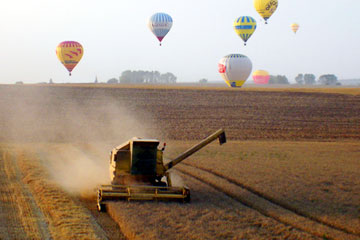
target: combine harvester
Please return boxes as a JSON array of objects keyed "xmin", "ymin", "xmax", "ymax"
[{"xmin": 97, "ymin": 129, "xmax": 226, "ymax": 211}]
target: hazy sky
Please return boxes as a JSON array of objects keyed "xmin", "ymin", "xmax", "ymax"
[{"xmin": 0, "ymin": 0, "xmax": 359, "ymax": 84}]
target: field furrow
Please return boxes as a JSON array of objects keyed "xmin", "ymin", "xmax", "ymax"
[
  {"xmin": 176, "ymin": 163, "xmax": 358, "ymax": 240},
  {"xmin": 16, "ymin": 146, "xmax": 110, "ymax": 240},
  {"xmin": 106, "ymin": 170, "xmax": 319, "ymax": 240},
  {"xmin": 0, "ymin": 148, "xmax": 51, "ymax": 240},
  {"xmin": 27, "ymin": 143, "xmax": 127, "ymax": 240},
  {"xmin": 0, "ymin": 86, "xmax": 360, "ymax": 142},
  {"xmin": 165, "ymin": 140, "xmax": 360, "ymax": 236}
]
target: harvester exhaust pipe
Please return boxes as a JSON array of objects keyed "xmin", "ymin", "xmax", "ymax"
[{"xmin": 164, "ymin": 128, "xmax": 226, "ymax": 171}]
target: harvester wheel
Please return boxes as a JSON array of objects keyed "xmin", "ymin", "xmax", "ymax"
[
  {"xmin": 184, "ymin": 190, "xmax": 191, "ymax": 203},
  {"xmin": 97, "ymin": 203, "xmax": 107, "ymax": 212}
]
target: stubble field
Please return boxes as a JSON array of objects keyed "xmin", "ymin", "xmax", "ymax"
[{"xmin": 0, "ymin": 84, "xmax": 359, "ymax": 239}]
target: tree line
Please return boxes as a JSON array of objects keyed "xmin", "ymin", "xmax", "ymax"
[
  {"xmin": 107, "ymin": 73, "xmax": 340, "ymax": 85},
  {"xmin": 107, "ymin": 70, "xmax": 177, "ymax": 84},
  {"xmin": 269, "ymin": 75, "xmax": 289, "ymax": 84},
  {"xmin": 295, "ymin": 73, "xmax": 341, "ymax": 85},
  {"xmin": 266, "ymin": 74, "xmax": 341, "ymax": 85}
]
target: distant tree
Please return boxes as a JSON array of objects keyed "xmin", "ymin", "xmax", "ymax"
[
  {"xmin": 134, "ymin": 71, "xmax": 145, "ymax": 83},
  {"xmin": 269, "ymin": 75, "xmax": 289, "ymax": 84},
  {"xmin": 167, "ymin": 72, "xmax": 177, "ymax": 83},
  {"xmin": 94, "ymin": 76, "xmax": 98, "ymax": 84},
  {"xmin": 119, "ymin": 70, "xmax": 131, "ymax": 83},
  {"xmin": 143, "ymin": 71, "xmax": 151, "ymax": 83},
  {"xmin": 159, "ymin": 72, "xmax": 177, "ymax": 83},
  {"xmin": 119, "ymin": 70, "xmax": 176, "ymax": 84},
  {"xmin": 199, "ymin": 78, "xmax": 208, "ymax": 84},
  {"xmin": 318, "ymin": 74, "xmax": 338, "ymax": 85},
  {"xmin": 119, "ymin": 70, "xmax": 144, "ymax": 83},
  {"xmin": 148, "ymin": 71, "xmax": 155, "ymax": 83},
  {"xmin": 15, "ymin": 81, "xmax": 24, "ymax": 85},
  {"xmin": 49, "ymin": 78, "xmax": 53, "ymax": 84},
  {"xmin": 107, "ymin": 78, "xmax": 118, "ymax": 84},
  {"xmin": 304, "ymin": 74, "xmax": 316, "ymax": 85},
  {"xmin": 153, "ymin": 71, "xmax": 161, "ymax": 83},
  {"xmin": 295, "ymin": 74, "xmax": 304, "ymax": 84},
  {"xmin": 269, "ymin": 75, "xmax": 276, "ymax": 84}
]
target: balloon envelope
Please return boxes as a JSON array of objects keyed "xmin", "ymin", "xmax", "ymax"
[
  {"xmin": 218, "ymin": 54, "xmax": 252, "ymax": 88},
  {"xmin": 56, "ymin": 41, "xmax": 83, "ymax": 76},
  {"xmin": 291, "ymin": 23, "xmax": 299, "ymax": 33},
  {"xmin": 233, "ymin": 16, "xmax": 257, "ymax": 45},
  {"xmin": 253, "ymin": 70, "xmax": 270, "ymax": 84},
  {"xmin": 148, "ymin": 13, "xmax": 173, "ymax": 45},
  {"xmin": 254, "ymin": 0, "xmax": 278, "ymax": 23}
]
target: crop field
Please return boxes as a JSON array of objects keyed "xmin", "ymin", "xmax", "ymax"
[{"xmin": 0, "ymin": 84, "xmax": 359, "ymax": 239}]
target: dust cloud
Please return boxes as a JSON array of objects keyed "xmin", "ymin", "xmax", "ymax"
[
  {"xmin": 0, "ymin": 86, "xmax": 154, "ymax": 143},
  {"xmin": 0, "ymin": 85, "xmax": 159, "ymax": 194},
  {"xmin": 168, "ymin": 171, "xmax": 185, "ymax": 187},
  {"xmin": 43, "ymin": 145, "xmax": 109, "ymax": 194}
]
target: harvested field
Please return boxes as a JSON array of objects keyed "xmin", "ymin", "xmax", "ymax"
[
  {"xmin": 0, "ymin": 147, "xmax": 50, "ymax": 239},
  {"xmin": 0, "ymin": 143, "xmax": 125, "ymax": 240},
  {"xmin": 106, "ymin": 172, "xmax": 319, "ymax": 240},
  {"xmin": 167, "ymin": 141, "xmax": 360, "ymax": 239},
  {"xmin": 0, "ymin": 85, "xmax": 359, "ymax": 142},
  {"xmin": 0, "ymin": 84, "xmax": 359, "ymax": 239}
]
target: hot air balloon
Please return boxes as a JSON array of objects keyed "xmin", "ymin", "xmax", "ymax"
[
  {"xmin": 148, "ymin": 12, "xmax": 173, "ymax": 46},
  {"xmin": 56, "ymin": 41, "xmax": 83, "ymax": 76},
  {"xmin": 252, "ymin": 70, "xmax": 270, "ymax": 84},
  {"xmin": 233, "ymin": 16, "xmax": 257, "ymax": 46},
  {"xmin": 218, "ymin": 54, "xmax": 252, "ymax": 88},
  {"xmin": 290, "ymin": 23, "xmax": 299, "ymax": 34},
  {"xmin": 254, "ymin": 0, "xmax": 278, "ymax": 24}
]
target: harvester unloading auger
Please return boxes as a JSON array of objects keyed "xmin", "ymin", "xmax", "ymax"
[{"xmin": 97, "ymin": 128, "xmax": 226, "ymax": 212}]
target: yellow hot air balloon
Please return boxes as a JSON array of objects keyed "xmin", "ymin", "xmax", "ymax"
[
  {"xmin": 254, "ymin": 0, "xmax": 278, "ymax": 24},
  {"xmin": 233, "ymin": 16, "xmax": 257, "ymax": 46},
  {"xmin": 56, "ymin": 41, "xmax": 84, "ymax": 76},
  {"xmin": 290, "ymin": 23, "xmax": 299, "ymax": 34}
]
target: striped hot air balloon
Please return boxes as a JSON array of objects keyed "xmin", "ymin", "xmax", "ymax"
[
  {"xmin": 290, "ymin": 23, "xmax": 299, "ymax": 34},
  {"xmin": 254, "ymin": 0, "xmax": 278, "ymax": 24},
  {"xmin": 56, "ymin": 41, "xmax": 84, "ymax": 76},
  {"xmin": 233, "ymin": 16, "xmax": 257, "ymax": 46},
  {"xmin": 218, "ymin": 54, "xmax": 252, "ymax": 88},
  {"xmin": 252, "ymin": 70, "xmax": 270, "ymax": 84},
  {"xmin": 148, "ymin": 12, "xmax": 173, "ymax": 46}
]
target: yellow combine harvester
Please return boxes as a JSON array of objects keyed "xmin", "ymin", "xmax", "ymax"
[{"xmin": 97, "ymin": 128, "xmax": 226, "ymax": 211}]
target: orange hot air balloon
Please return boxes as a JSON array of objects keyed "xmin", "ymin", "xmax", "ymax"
[
  {"xmin": 290, "ymin": 23, "xmax": 299, "ymax": 34},
  {"xmin": 252, "ymin": 70, "xmax": 270, "ymax": 84},
  {"xmin": 56, "ymin": 41, "xmax": 84, "ymax": 76}
]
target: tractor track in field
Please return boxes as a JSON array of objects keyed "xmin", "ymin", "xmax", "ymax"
[
  {"xmin": 0, "ymin": 149, "xmax": 52, "ymax": 240},
  {"xmin": 176, "ymin": 163, "xmax": 360, "ymax": 240}
]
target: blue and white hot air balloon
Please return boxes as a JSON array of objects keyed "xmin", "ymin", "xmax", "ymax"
[{"xmin": 148, "ymin": 12, "xmax": 173, "ymax": 46}]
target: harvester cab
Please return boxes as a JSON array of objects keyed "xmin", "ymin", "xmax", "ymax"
[
  {"xmin": 109, "ymin": 138, "xmax": 165, "ymax": 186},
  {"xmin": 97, "ymin": 128, "xmax": 226, "ymax": 212}
]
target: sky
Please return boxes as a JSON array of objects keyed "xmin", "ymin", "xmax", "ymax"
[{"xmin": 0, "ymin": 0, "xmax": 359, "ymax": 84}]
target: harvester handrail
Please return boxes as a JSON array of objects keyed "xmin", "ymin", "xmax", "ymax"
[
  {"xmin": 99, "ymin": 184, "xmax": 186, "ymax": 190},
  {"xmin": 164, "ymin": 128, "xmax": 226, "ymax": 171}
]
